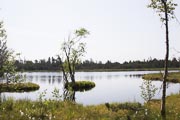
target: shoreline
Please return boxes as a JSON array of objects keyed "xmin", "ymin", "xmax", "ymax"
[{"xmin": 17, "ymin": 68, "xmax": 180, "ymax": 72}]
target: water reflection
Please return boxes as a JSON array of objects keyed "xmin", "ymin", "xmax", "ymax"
[
  {"xmin": 125, "ymin": 74, "xmax": 144, "ymax": 78},
  {"xmin": 26, "ymin": 74, "xmax": 62, "ymax": 85},
  {"xmin": 0, "ymin": 93, "xmax": 1, "ymax": 104},
  {"xmin": 76, "ymin": 72, "xmax": 122, "ymax": 81},
  {"xmin": 1, "ymin": 71, "xmax": 180, "ymax": 105}
]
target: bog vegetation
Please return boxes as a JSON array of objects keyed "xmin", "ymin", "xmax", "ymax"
[
  {"xmin": 0, "ymin": 94, "xmax": 180, "ymax": 120},
  {"xmin": 0, "ymin": 0, "xmax": 179, "ymax": 119},
  {"xmin": 143, "ymin": 72, "xmax": 180, "ymax": 83}
]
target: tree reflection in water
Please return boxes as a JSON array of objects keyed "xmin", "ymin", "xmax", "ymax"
[
  {"xmin": 0, "ymin": 93, "xmax": 1, "ymax": 105},
  {"xmin": 63, "ymin": 88, "xmax": 76, "ymax": 102}
]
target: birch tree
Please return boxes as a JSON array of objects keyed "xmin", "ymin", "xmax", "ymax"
[
  {"xmin": 147, "ymin": 0, "xmax": 177, "ymax": 119},
  {"xmin": 0, "ymin": 22, "xmax": 22, "ymax": 84},
  {"xmin": 0, "ymin": 21, "xmax": 8, "ymax": 78},
  {"xmin": 59, "ymin": 28, "xmax": 89, "ymax": 84}
]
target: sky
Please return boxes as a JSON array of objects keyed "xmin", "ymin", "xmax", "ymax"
[{"xmin": 1, "ymin": 0, "xmax": 180, "ymax": 63}]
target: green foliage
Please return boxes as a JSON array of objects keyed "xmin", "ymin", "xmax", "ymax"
[
  {"xmin": 59, "ymin": 28, "xmax": 89, "ymax": 83},
  {"xmin": 75, "ymin": 28, "xmax": 89, "ymax": 37},
  {"xmin": 3, "ymin": 55, "xmax": 24, "ymax": 84},
  {"xmin": 140, "ymin": 80, "xmax": 158, "ymax": 103},
  {"xmin": 65, "ymin": 81, "xmax": 96, "ymax": 91},
  {"xmin": 0, "ymin": 21, "xmax": 8, "ymax": 78},
  {"xmin": 0, "ymin": 21, "xmax": 16, "ymax": 82},
  {"xmin": 0, "ymin": 82, "xmax": 40, "ymax": 92},
  {"xmin": 52, "ymin": 88, "xmax": 62, "ymax": 101},
  {"xmin": 0, "ymin": 21, "xmax": 24, "ymax": 84},
  {"xmin": 148, "ymin": 0, "xmax": 177, "ymax": 22},
  {"xmin": 37, "ymin": 89, "xmax": 52, "ymax": 119},
  {"xmin": 38, "ymin": 89, "xmax": 47, "ymax": 101}
]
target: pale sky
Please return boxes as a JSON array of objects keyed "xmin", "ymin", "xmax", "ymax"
[{"xmin": 1, "ymin": 0, "xmax": 180, "ymax": 63}]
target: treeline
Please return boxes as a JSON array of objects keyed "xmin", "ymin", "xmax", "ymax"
[
  {"xmin": 77, "ymin": 58, "xmax": 180, "ymax": 70},
  {"xmin": 15, "ymin": 57, "xmax": 180, "ymax": 71},
  {"xmin": 15, "ymin": 57, "xmax": 60, "ymax": 71}
]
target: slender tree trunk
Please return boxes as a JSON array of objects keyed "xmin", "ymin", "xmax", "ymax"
[
  {"xmin": 59, "ymin": 56, "xmax": 68, "ymax": 84},
  {"xmin": 66, "ymin": 56, "xmax": 74, "ymax": 82},
  {"xmin": 161, "ymin": 1, "xmax": 169, "ymax": 119},
  {"xmin": 67, "ymin": 56, "xmax": 75, "ymax": 83},
  {"xmin": 71, "ymin": 74, "xmax": 75, "ymax": 83},
  {"xmin": 64, "ymin": 49, "xmax": 75, "ymax": 83}
]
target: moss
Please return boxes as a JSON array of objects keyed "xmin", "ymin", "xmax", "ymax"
[
  {"xmin": 65, "ymin": 81, "xmax": 95, "ymax": 91},
  {"xmin": 0, "ymin": 82, "xmax": 40, "ymax": 92},
  {"xmin": 142, "ymin": 72, "xmax": 180, "ymax": 83}
]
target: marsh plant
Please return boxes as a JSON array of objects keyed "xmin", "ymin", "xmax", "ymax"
[
  {"xmin": 1, "ymin": 93, "xmax": 180, "ymax": 120},
  {"xmin": 140, "ymin": 80, "xmax": 158, "ymax": 103},
  {"xmin": 30, "ymin": 88, "xmax": 61, "ymax": 120},
  {"xmin": 52, "ymin": 87, "xmax": 62, "ymax": 101}
]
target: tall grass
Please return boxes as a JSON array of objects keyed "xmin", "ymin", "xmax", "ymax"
[{"xmin": 1, "ymin": 94, "xmax": 180, "ymax": 120}]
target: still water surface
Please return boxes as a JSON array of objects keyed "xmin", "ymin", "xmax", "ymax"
[{"xmin": 2, "ymin": 71, "xmax": 180, "ymax": 105}]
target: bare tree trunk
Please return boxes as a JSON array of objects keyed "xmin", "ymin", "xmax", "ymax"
[
  {"xmin": 161, "ymin": 1, "xmax": 169, "ymax": 119},
  {"xmin": 58, "ymin": 56, "xmax": 68, "ymax": 84},
  {"xmin": 64, "ymin": 49, "xmax": 75, "ymax": 83},
  {"xmin": 71, "ymin": 74, "xmax": 75, "ymax": 83}
]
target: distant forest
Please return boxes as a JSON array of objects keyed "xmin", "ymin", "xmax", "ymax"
[{"xmin": 14, "ymin": 57, "xmax": 180, "ymax": 71}]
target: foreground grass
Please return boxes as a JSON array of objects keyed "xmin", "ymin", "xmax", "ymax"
[
  {"xmin": 0, "ymin": 82, "xmax": 40, "ymax": 92},
  {"xmin": 1, "ymin": 94, "xmax": 180, "ymax": 120},
  {"xmin": 145, "ymin": 94, "xmax": 180, "ymax": 120},
  {"xmin": 142, "ymin": 72, "xmax": 180, "ymax": 83},
  {"xmin": 0, "ymin": 99, "xmax": 135, "ymax": 120}
]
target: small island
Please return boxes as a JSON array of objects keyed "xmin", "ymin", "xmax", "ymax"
[
  {"xmin": 65, "ymin": 81, "xmax": 95, "ymax": 91},
  {"xmin": 142, "ymin": 72, "xmax": 180, "ymax": 83},
  {"xmin": 0, "ymin": 82, "xmax": 40, "ymax": 92}
]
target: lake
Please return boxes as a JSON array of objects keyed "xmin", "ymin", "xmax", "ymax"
[{"xmin": 1, "ymin": 71, "xmax": 180, "ymax": 105}]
